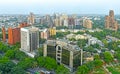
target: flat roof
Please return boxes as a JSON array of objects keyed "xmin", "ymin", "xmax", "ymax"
[{"xmin": 46, "ymin": 39, "xmax": 81, "ymax": 52}]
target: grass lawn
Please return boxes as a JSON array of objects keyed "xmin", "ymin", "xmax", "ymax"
[
  {"xmin": 91, "ymin": 67, "xmax": 107, "ymax": 74},
  {"xmin": 107, "ymin": 66, "xmax": 120, "ymax": 74}
]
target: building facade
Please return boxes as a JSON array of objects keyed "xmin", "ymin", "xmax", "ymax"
[
  {"xmin": 21, "ymin": 26, "xmax": 39, "ymax": 54},
  {"xmin": 28, "ymin": 12, "xmax": 35, "ymax": 25},
  {"xmin": 43, "ymin": 39, "xmax": 82, "ymax": 71},
  {"xmin": 8, "ymin": 27, "xmax": 20, "ymax": 45},
  {"xmin": 49, "ymin": 27, "xmax": 56, "ymax": 36},
  {"xmin": 41, "ymin": 29, "xmax": 49, "ymax": 39},
  {"xmin": 83, "ymin": 19, "xmax": 92, "ymax": 29},
  {"xmin": 105, "ymin": 10, "xmax": 119, "ymax": 31}
]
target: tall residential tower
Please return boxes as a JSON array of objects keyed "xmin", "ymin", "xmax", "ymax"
[
  {"xmin": 20, "ymin": 26, "xmax": 39, "ymax": 57},
  {"xmin": 105, "ymin": 10, "xmax": 118, "ymax": 31}
]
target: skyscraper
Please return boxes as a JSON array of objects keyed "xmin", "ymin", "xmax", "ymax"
[
  {"xmin": 105, "ymin": 10, "xmax": 118, "ymax": 31},
  {"xmin": 20, "ymin": 26, "xmax": 39, "ymax": 57},
  {"xmin": 28, "ymin": 12, "xmax": 35, "ymax": 25}
]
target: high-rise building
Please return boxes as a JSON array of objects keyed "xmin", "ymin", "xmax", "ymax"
[
  {"xmin": 68, "ymin": 17, "xmax": 75, "ymax": 29},
  {"xmin": 28, "ymin": 12, "xmax": 35, "ymax": 25},
  {"xmin": 2, "ymin": 27, "xmax": 6, "ymax": 42},
  {"xmin": 20, "ymin": 26, "xmax": 39, "ymax": 57},
  {"xmin": 45, "ymin": 15, "xmax": 54, "ymax": 27},
  {"xmin": 105, "ymin": 10, "xmax": 118, "ymax": 31},
  {"xmin": 53, "ymin": 18, "xmax": 60, "ymax": 27},
  {"xmin": 83, "ymin": 19, "xmax": 92, "ymax": 29},
  {"xmin": 44, "ymin": 39, "xmax": 82, "ymax": 71},
  {"xmin": 68, "ymin": 17, "xmax": 75, "ymax": 26},
  {"xmin": 8, "ymin": 22, "xmax": 29, "ymax": 45},
  {"xmin": 8, "ymin": 27, "xmax": 20, "ymax": 45},
  {"xmin": 75, "ymin": 19, "xmax": 81, "ymax": 29},
  {"xmin": 49, "ymin": 27, "xmax": 56, "ymax": 36}
]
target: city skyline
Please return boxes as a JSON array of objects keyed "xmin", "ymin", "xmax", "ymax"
[{"xmin": 0, "ymin": 0, "xmax": 120, "ymax": 14}]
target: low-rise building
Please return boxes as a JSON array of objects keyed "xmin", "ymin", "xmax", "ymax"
[
  {"xmin": 88, "ymin": 36, "xmax": 104, "ymax": 46},
  {"xmin": 49, "ymin": 27, "xmax": 56, "ymax": 36},
  {"xmin": 66, "ymin": 34, "xmax": 88, "ymax": 40},
  {"xmin": 41, "ymin": 29, "xmax": 49, "ymax": 39},
  {"xmin": 106, "ymin": 35, "xmax": 120, "ymax": 42}
]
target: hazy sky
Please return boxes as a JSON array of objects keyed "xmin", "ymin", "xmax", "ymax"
[{"xmin": 0, "ymin": 0, "xmax": 120, "ymax": 14}]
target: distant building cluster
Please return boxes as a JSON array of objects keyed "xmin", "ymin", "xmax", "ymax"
[
  {"xmin": 40, "ymin": 13, "xmax": 84, "ymax": 29},
  {"xmin": 105, "ymin": 10, "xmax": 119, "ymax": 31},
  {"xmin": 0, "ymin": 10, "xmax": 120, "ymax": 73}
]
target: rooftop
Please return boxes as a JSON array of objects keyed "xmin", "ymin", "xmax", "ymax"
[
  {"xmin": 21, "ymin": 26, "xmax": 39, "ymax": 32},
  {"xmin": 46, "ymin": 39, "xmax": 81, "ymax": 52}
]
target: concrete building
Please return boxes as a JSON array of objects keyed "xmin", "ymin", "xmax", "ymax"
[
  {"xmin": 66, "ymin": 34, "xmax": 88, "ymax": 40},
  {"xmin": 75, "ymin": 34, "xmax": 88, "ymax": 40},
  {"xmin": 41, "ymin": 29, "xmax": 49, "ymax": 39},
  {"xmin": 68, "ymin": 17, "xmax": 75, "ymax": 29},
  {"xmin": 83, "ymin": 19, "xmax": 92, "ymax": 29},
  {"xmin": 8, "ymin": 22, "xmax": 29, "ymax": 45},
  {"xmin": 75, "ymin": 19, "xmax": 81, "ymax": 29},
  {"xmin": 45, "ymin": 15, "xmax": 54, "ymax": 27},
  {"xmin": 20, "ymin": 26, "xmax": 39, "ymax": 57},
  {"xmin": 63, "ymin": 19, "xmax": 68, "ymax": 27},
  {"xmin": 54, "ymin": 18, "xmax": 60, "ymax": 27},
  {"xmin": 2, "ymin": 27, "xmax": 6, "ymax": 42},
  {"xmin": 105, "ymin": 10, "xmax": 119, "ymax": 31},
  {"xmin": 49, "ymin": 27, "xmax": 56, "ymax": 36},
  {"xmin": 59, "ymin": 14, "xmax": 68, "ymax": 26},
  {"xmin": 28, "ymin": 12, "xmax": 35, "ymax": 25},
  {"xmin": 106, "ymin": 35, "xmax": 120, "ymax": 42},
  {"xmin": 43, "ymin": 39, "xmax": 82, "ymax": 71},
  {"xmin": 8, "ymin": 27, "xmax": 20, "ymax": 45},
  {"xmin": 66, "ymin": 34, "xmax": 75, "ymax": 39},
  {"xmin": 88, "ymin": 36, "xmax": 104, "ymax": 46}
]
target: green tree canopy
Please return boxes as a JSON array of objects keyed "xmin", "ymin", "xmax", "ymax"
[
  {"xmin": 103, "ymin": 51, "xmax": 114, "ymax": 63},
  {"xmin": 76, "ymin": 65, "xmax": 89, "ymax": 74},
  {"xmin": 56, "ymin": 65, "xmax": 70, "ymax": 74},
  {"xmin": 37, "ymin": 57, "xmax": 57, "ymax": 70},
  {"xmin": 94, "ymin": 59, "xmax": 103, "ymax": 68}
]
